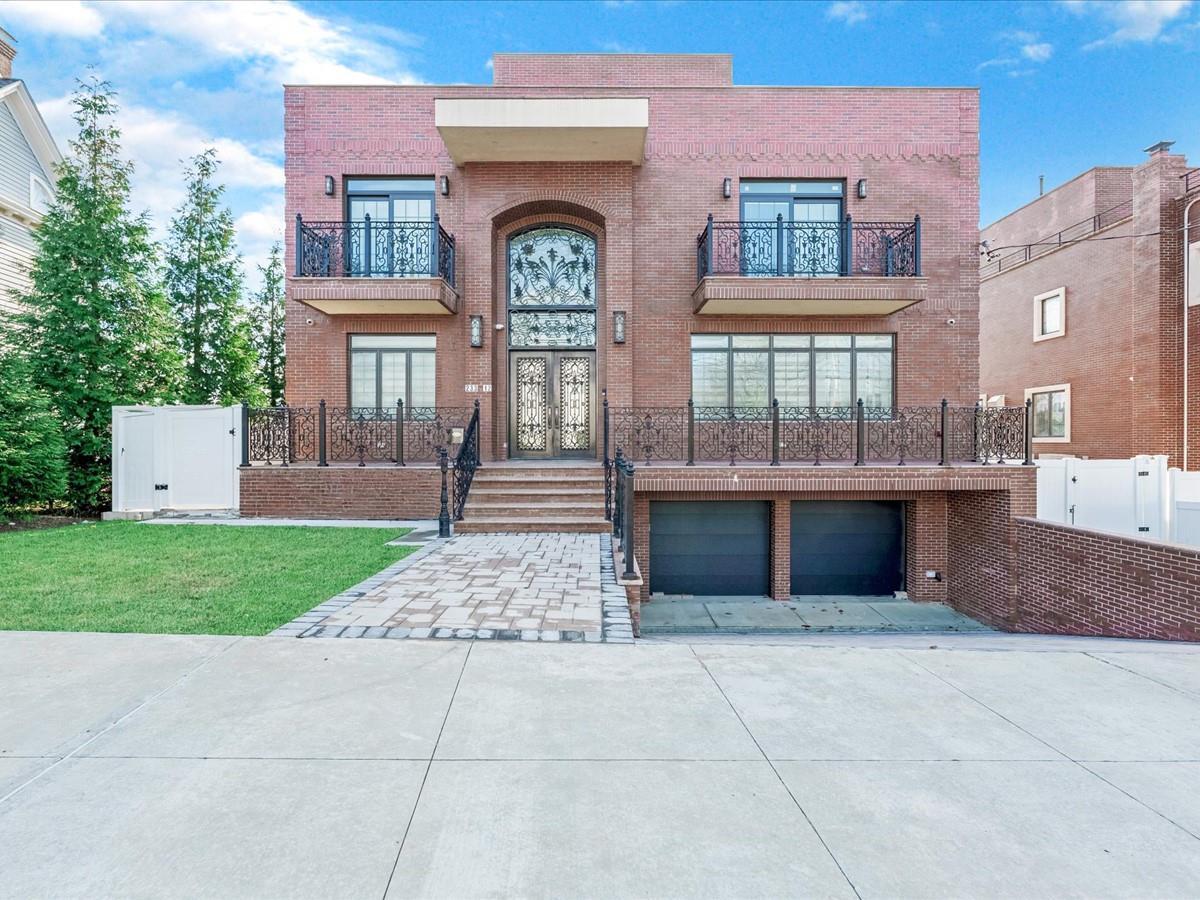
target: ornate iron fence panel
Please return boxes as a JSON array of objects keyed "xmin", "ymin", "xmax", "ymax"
[
  {"xmin": 451, "ymin": 403, "xmax": 480, "ymax": 520},
  {"xmin": 851, "ymin": 221, "xmax": 919, "ymax": 277},
  {"xmin": 328, "ymin": 408, "xmax": 396, "ymax": 465},
  {"xmin": 609, "ymin": 407, "xmax": 688, "ymax": 464},
  {"xmin": 403, "ymin": 407, "xmax": 472, "ymax": 462},
  {"xmin": 976, "ymin": 406, "xmax": 1026, "ymax": 463},
  {"xmin": 778, "ymin": 406, "xmax": 855, "ymax": 464},
  {"xmin": 247, "ymin": 407, "xmax": 317, "ymax": 464},
  {"xmin": 946, "ymin": 406, "xmax": 980, "ymax": 461},
  {"xmin": 863, "ymin": 406, "xmax": 940, "ymax": 463},
  {"xmin": 296, "ymin": 218, "xmax": 454, "ymax": 283},
  {"xmin": 695, "ymin": 407, "xmax": 772, "ymax": 464}
]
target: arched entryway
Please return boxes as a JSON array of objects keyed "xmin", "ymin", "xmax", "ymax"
[{"xmin": 505, "ymin": 225, "xmax": 598, "ymax": 458}]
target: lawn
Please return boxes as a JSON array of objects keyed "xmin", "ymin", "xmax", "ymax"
[{"xmin": 0, "ymin": 521, "xmax": 415, "ymax": 636}]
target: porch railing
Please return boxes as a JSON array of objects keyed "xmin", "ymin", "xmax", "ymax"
[
  {"xmin": 611, "ymin": 449, "xmax": 637, "ymax": 579},
  {"xmin": 294, "ymin": 214, "xmax": 456, "ymax": 286},
  {"xmin": 242, "ymin": 402, "xmax": 472, "ymax": 466},
  {"xmin": 451, "ymin": 400, "xmax": 481, "ymax": 521},
  {"xmin": 602, "ymin": 397, "xmax": 1033, "ymax": 470},
  {"xmin": 696, "ymin": 215, "xmax": 920, "ymax": 280}
]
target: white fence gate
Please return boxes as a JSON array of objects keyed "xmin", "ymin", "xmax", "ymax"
[{"xmin": 111, "ymin": 405, "xmax": 239, "ymax": 514}]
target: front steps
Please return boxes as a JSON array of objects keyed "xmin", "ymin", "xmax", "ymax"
[{"xmin": 457, "ymin": 464, "xmax": 609, "ymax": 533}]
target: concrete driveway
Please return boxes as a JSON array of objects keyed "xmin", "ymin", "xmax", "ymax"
[{"xmin": 2, "ymin": 631, "xmax": 1200, "ymax": 899}]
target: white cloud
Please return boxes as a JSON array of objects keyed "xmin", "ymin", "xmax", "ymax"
[
  {"xmin": 1070, "ymin": 0, "xmax": 1194, "ymax": 48},
  {"xmin": 1021, "ymin": 42, "xmax": 1054, "ymax": 61},
  {"xmin": 826, "ymin": 1, "xmax": 868, "ymax": 25},
  {"xmin": 0, "ymin": 0, "xmax": 104, "ymax": 38}
]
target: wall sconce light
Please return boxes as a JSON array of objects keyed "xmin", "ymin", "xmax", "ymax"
[
  {"xmin": 469, "ymin": 315, "xmax": 484, "ymax": 348},
  {"xmin": 440, "ymin": 175, "xmax": 450, "ymax": 196},
  {"xmin": 857, "ymin": 178, "xmax": 868, "ymax": 199},
  {"xmin": 613, "ymin": 310, "xmax": 627, "ymax": 344},
  {"xmin": 722, "ymin": 177, "xmax": 733, "ymax": 200},
  {"xmin": 324, "ymin": 175, "xmax": 335, "ymax": 196}
]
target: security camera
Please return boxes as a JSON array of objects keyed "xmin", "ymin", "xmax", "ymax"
[
  {"xmin": 946, "ymin": 318, "xmax": 956, "ymax": 326},
  {"xmin": 305, "ymin": 317, "xmax": 314, "ymax": 326}
]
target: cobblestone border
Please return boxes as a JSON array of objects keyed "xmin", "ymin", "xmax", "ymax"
[{"xmin": 271, "ymin": 532, "xmax": 635, "ymax": 643}]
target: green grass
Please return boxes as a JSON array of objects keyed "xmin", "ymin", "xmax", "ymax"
[{"xmin": 0, "ymin": 521, "xmax": 416, "ymax": 636}]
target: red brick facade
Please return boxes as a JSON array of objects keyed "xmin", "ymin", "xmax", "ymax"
[
  {"xmin": 240, "ymin": 467, "xmax": 441, "ymax": 519},
  {"xmin": 980, "ymin": 146, "xmax": 1198, "ymax": 466}
]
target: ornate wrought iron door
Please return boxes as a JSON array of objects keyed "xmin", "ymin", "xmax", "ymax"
[{"xmin": 509, "ymin": 351, "xmax": 595, "ymax": 458}]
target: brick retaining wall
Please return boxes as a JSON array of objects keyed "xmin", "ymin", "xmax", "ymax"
[
  {"xmin": 1012, "ymin": 517, "xmax": 1200, "ymax": 642},
  {"xmin": 239, "ymin": 466, "xmax": 442, "ymax": 519}
]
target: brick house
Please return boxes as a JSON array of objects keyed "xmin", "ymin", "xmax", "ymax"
[
  {"xmin": 245, "ymin": 53, "xmax": 1035, "ymax": 617},
  {"xmin": 980, "ymin": 142, "xmax": 1200, "ymax": 466}
]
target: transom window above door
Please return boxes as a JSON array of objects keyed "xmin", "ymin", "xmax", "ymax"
[{"xmin": 507, "ymin": 226, "xmax": 598, "ymax": 348}]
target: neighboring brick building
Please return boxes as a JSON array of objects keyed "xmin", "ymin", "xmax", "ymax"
[
  {"xmin": 256, "ymin": 52, "xmax": 1039, "ymax": 612},
  {"xmin": 980, "ymin": 142, "xmax": 1200, "ymax": 466}
]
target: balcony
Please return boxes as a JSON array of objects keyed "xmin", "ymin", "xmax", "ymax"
[
  {"xmin": 290, "ymin": 215, "xmax": 458, "ymax": 315},
  {"xmin": 692, "ymin": 215, "xmax": 927, "ymax": 316}
]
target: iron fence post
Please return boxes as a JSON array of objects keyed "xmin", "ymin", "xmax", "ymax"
[
  {"xmin": 613, "ymin": 448, "xmax": 624, "ymax": 538},
  {"xmin": 705, "ymin": 214, "xmax": 714, "ymax": 276},
  {"xmin": 1023, "ymin": 398, "xmax": 1035, "ymax": 465},
  {"xmin": 282, "ymin": 402, "xmax": 291, "ymax": 467},
  {"xmin": 623, "ymin": 459, "xmax": 636, "ymax": 581},
  {"xmin": 602, "ymin": 390, "xmax": 610, "ymax": 468},
  {"xmin": 430, "ymin": 214, "xmax": 440, "ymax": 277},
  {"xmin": 771, "ymin": 399, "xmax": 780, "ymax": 465},
  {"xmin": 776, "ymin": 213, "xmax": 785, "ymax": 276},
  {"xmin": 939, "ymin": 398, "xmax": 949, "ymax": 466},
  {"xmin": 843, "ymin": 214, "xmax": 853, "ymax": 276},
  {"xmin": 914, "ymin": 214, "xmax": 922, "ymax": 277},
  {"xmin": 239, "ymin": 402, "xmax": 250, "ymax": 467},
  {"xmin": 473, "ymin": 398, "xmax": 481, "ymax": 469},
  {"xmin": 972, "ymin": 400, "xmax": 981, "ymax": 462},
  {"xmin": 438, "ymin": 447, "xmax": 451, "ymax": 538},
  {"xmin": 687, "ymin": 398, "xmax": 695, "ymax": 465},
  {"xmin": 363, "ymin": 213, "xmax": 372, "ymax": 275},
  {"xmin": 854, "ymin": 398, "xmax": 865, "ymax": 466},
  {"xmin": 395, "ymin": 399, "xmax": 405, "ymax": 466},
  {"xmin": 294, "ymin": 215, "xmax": 303, "ymax": 277},
  {"xmin": 318, "ymin": 400, "xmax": 328, "ymax": 467}
]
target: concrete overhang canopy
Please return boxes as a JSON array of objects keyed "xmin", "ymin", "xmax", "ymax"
[
  {"xmin": 435, "ymin": 97, "xmax": 649, "ymax": 164},
  {"xmin": 692, "ymin": 275, "xmax": 928, "ymax": 316}
]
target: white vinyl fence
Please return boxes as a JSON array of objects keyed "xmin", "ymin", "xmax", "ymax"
[
  {"xmin": 111, "ymin": 405, "xmax": 239, "ymax": 514},
  {"xmin": 1035, "ymin": 454, "xmax": 1200, "ymax": 545}
]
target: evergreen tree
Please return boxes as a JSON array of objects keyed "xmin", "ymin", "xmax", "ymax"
[
  {"xmin": 0, "ymin": 320, "xmax": 68, "ymax": 511},
  {"xmin": 165, "ymin": 148, "xmax": 261, "ymax": 405},
  {"xmin": 248, "ymin": 243, "xmax": 286, "ymax": 406},
  {"xmin": 21, "ymin": 75, "xmax": 183, "ymax": 512}
]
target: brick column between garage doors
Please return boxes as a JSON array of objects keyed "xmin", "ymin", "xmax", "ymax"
[{"xmin": 771, "ymin": 500, "xmax": 791, "ymax": 600}]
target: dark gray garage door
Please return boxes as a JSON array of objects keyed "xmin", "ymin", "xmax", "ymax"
[
  {"xmin": 650, "ymin": 500, "xmax": 770, "ymax": 596},
  {"xmin": 791, "ymin": 501, "xmax": 904, "ymax": 596}
]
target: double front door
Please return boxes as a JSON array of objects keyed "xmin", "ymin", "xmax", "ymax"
[{"xmin": 509, "ymin": 351, "xmax": 595, "ymax": 458}]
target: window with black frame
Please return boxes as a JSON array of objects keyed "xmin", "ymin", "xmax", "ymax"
[
  {"xmin": 739, "ymin": 180, "xmax": 845, "ymax": 276},
  {"xmin": 345, "ymin": 178, "xmax": 435, "ymax": 277},
  {"xmin": 690, "ymin": 334, "xmax": 894, "ymax": 414},
  {"xmin": 348, "ymin": 335, "xmax": 436, "ymax": 412}
]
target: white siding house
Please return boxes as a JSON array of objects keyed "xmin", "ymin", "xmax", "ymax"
[{"xmin": 0, "ymin": 29, "xmax": 63, "ymax": 318}]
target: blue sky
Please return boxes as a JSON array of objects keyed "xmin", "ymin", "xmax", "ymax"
[{"xmin": 0, "ymin": 0, "xmax": 1197, "ymax": 289}]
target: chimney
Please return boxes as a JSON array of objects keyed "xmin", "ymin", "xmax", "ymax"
[
  {"xmin": 1143, "ymin": 140, "xmax": 1176, "ymax": 158},
  {"xmin": 0, "ymin": 28, "xmax": 14, "ymax": 79}
]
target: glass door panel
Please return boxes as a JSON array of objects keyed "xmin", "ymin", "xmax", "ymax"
[
  {"xmin": 740, "ymin": 200, "xmax": 790, "ymax": 276},
  {"xmin": 791, "ymin": 199, "xmax": 842, "ymax": 276},
  {"xmin": 509, "ymin": 352, "xmax": 595, "ymax": 458},
  {"xmin": 512, "ymin": 353, "xmax": 551, "ymax": 456},
  {"xmin": 348, "ymin": 197, "xmax": 389, "ymax": 276}
]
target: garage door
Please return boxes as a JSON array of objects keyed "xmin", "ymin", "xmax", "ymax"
[
  {"xmin": 650, "ymin": 500, "xmax": 770, "ymax": 596},
  {"xmin": 791, "ymin": 501, "xmax": 904, "ymax": 596}
]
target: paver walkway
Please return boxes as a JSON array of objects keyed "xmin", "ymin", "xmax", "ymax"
[
  {"xmin": 278, "ymin": 533, "xmax": 627, "ymax": 641},
  {"xmin": 3, "ymin": 631, "xmax": 1200, "ymax": 898}
]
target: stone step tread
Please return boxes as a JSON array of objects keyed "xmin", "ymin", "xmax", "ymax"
[
  {"xmin": 473, "ymin": 473, "xmax": 604, "ymax": 481},
  {"xmin": 470, "ymin": 487, "xmax": 606, "ymax": 496},
  {"xmin": 456, "ymin": 519, "xmax": 613, "ymax": 534},
  {"xmin": 467, "ymin": 501, "xmax": 605, "ymax": 510}
]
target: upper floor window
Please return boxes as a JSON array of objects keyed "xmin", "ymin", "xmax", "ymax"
[
  {"xmin": 29, "ymin": 174, "xmax": 52, "ymax": 215},
  {"xmin": 344, "ymin": 178, "xmax": 435, "ymax": 277},
  {"xmin": 690, "ymin": 333, "xmax": 894, "ymax": 410},
  {"xmin": 739, "ymin": 180, "xmax": 845, "ymax": 277},
  {"xmin": 349, "ymin": 334, "xmax": 436, "ymax": 411},
  {"xmin": 1034, "ymin": 287, "xmax": 1065, "ymax": 341}
]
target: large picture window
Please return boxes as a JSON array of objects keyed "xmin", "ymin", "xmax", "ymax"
[
  {"xmin": 349, "ymin": 335, "xmax": 435, "ymax": 411},
  {"xmin": 690, "ymin": 334, "xmax": 894, "ymax": 409}
]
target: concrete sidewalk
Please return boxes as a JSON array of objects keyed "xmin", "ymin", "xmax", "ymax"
[{"xmin": 2, "ymin": 631, "xmax": 1200, "ymax": 898}]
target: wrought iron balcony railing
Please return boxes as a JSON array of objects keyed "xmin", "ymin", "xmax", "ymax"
[
  {"xmin": 294, "ymin": 214, "xmax": 456, "ymax": 286},
  {"xmin": 242, "ymin": 402, "xmax": 472, "ymax": 467},
  {"xmin": 696, "ymin": 215, "xmax": 920, "ymax": 281},
  {"xmin": 602, "ymin": 398, "xmax": 1031, "ymax": 473}
]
